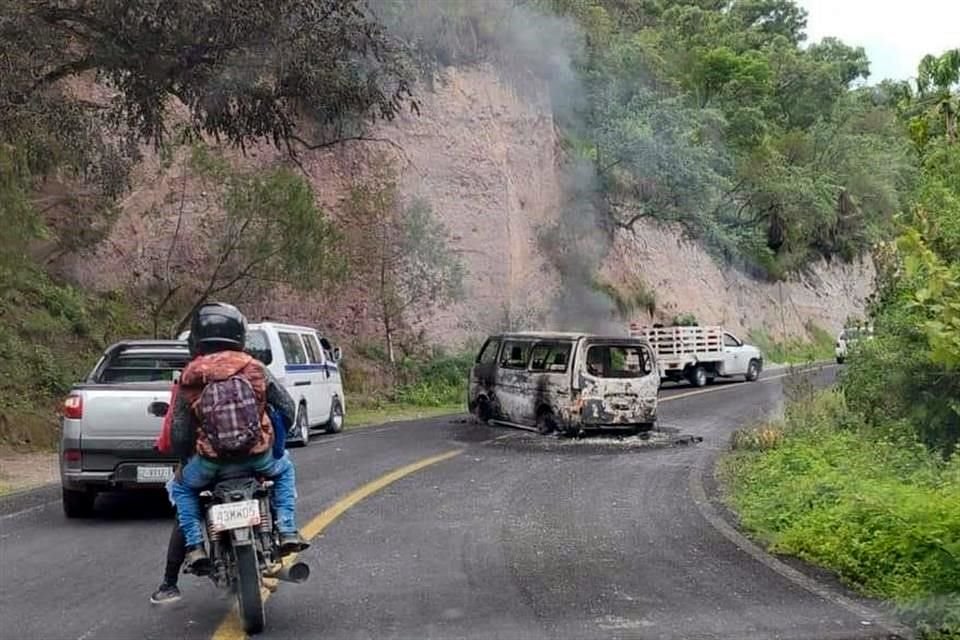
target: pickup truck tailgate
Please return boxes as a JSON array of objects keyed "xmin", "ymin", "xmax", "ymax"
[{"xmin": 76, "ymin": 383, "xmax": 172, "ymax": 470}]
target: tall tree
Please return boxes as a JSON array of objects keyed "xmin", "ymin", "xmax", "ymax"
[
  {"xmin": 3, "ymin": 0, "xmax": 418, "ymax": 152},
  {"xmin": 344, "ymin": 176, "xmax": 465, "ymax": 363},
  {"xmin": 150, "ymin": 145, "xmax": 344, "ymax": 337},
  {"xmin": 917, "ymin": 49, "xmax": 960, "ymax": 144}
]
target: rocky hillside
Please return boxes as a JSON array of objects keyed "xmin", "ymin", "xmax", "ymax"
[{"xmin": 60, "ymin": 65, "xmax": 872, "ymax": 348}]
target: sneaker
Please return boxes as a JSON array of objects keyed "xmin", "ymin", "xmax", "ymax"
[
  {"xmin": 184, "ymin": 545, "xmax": 212, "ymax": 575},
  {"xmin": 150, "ymin": 583, "xmax": 181, "ymax": 605},
  {"xmin": 279, "ymin": 532, "xmax": 310, "ymax": 556},
  {"xmin": 262, "ymin": 576, "xmax": 279, "ymax": 593}
]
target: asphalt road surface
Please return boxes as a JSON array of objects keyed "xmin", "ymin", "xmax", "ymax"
[{"xmin": 0, "ymin": 365, "xmax": 906, "ymax": 640}]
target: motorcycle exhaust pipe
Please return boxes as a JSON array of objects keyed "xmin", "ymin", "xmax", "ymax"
[{"xmin": 275, "ymin": 561, "xmax": 310, "ymax": 584}]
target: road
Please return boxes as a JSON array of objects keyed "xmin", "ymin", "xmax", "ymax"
[{"xmin": 0, "ymin": 365, "xmax": 904, "ymax": 640}]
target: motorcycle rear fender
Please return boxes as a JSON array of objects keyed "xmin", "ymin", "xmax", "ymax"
[{"xmin": 230, "ymin": 527, "xmax": 255, "ymax": 546}]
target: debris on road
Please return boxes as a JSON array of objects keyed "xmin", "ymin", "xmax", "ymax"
[{"xmin": 488, "ymin": 426, "xmax": 704, "ymax": 453}]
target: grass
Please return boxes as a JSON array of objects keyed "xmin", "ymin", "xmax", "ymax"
[
  {"xmin": 722, "ymin": 390, "xmax": 960, "ymax": 638},
  {"xmin": 748, "ymin": 322, "xmax": 835, "ymax": 364},
  {"xmin": 338, "ymin": 346, "xmax": 471, "ymax": 430},
  {"xmin": 343, "ymin": 346, "xmax": 473, "ymax": 408},
  {"xmin": 346, "ymin": 403, "xmax": 464, "ymax": 429}
]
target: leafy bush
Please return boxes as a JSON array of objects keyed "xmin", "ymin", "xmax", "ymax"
[
  {"xmin": 723, "ymin": 390, "xmax": 960, "ymax": 637},
  {"xmin": 672, "ymin": 313, "xmax": 699, "ymax": 326},
  {"xmin": 342, "ymin": 345, "xmax": 472, "ymax": 409},
  {"xmin": 393, "ymin": 350, "xmax": 473, "ymax": 407},
  {"xmin": 841, "ymin": 308, "xmax": 960, "ymax": 457},
  {"xmin": 0, "ymin": 267, "xmax": 143, "ymax": 449}
]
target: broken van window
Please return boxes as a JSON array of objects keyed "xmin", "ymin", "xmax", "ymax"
[
  {"xmin": 529, "ymin": 342, "xmax": 573, "ymax": 373},
  {"xmin": 585, "ymin": 345, "xmax": 653, "ymax": 378},
  {"xmin": 500, "ymin": 341, "xmax": 532, "ymax": 369},
  {"xmin": 477, "ymin": 339, "xmax": 501, "ymax": 364}
]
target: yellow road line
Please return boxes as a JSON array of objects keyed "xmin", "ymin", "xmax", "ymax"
[
  {"xmin": 212, "ymin": 448, "xmax": 464, "ymax": 640},
  {"xmin": 660, "ymin": 364, "xmax": 835, "ymax": 404}
]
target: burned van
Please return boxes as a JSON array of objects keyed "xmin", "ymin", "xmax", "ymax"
[{"xmin": 468, "ymin": 332, "xmax": 660, "ymax": 435}]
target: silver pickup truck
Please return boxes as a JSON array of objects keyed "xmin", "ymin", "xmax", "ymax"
[{"xmin": 59, "ymin": 340, "xmax": 190, "ymax": 517}]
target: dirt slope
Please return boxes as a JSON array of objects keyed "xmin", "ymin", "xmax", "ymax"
[{"xmin": 62, "ymin": 66, "xmax": 873, "ymax": 347}]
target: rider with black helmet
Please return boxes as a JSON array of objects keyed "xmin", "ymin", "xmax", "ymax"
[{"xmin": 168, "ymin": 302, "xmax": 308, "ymax": 574}]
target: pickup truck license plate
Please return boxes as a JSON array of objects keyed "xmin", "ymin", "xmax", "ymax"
[
  {"xmin": 136, "ymin": 465, "xmax": 174, "ymax": 483},
  {"xmin": 209, "ymin": 500, "xmax": 261, "ymax": 531}
]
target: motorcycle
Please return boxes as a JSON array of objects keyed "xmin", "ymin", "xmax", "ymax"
[{"xmin": 194, "ymin": 473, "xmax": 310, "ymax": 634}]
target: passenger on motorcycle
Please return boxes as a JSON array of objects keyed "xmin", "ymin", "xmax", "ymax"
[{"xmin": 169, "ymin": 302, "xmax": 308, "ymax": 573}]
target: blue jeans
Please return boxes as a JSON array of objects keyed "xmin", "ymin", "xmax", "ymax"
[{"xmin": 170, "ymin": 451, "xmax": 298, "ymax": 547}]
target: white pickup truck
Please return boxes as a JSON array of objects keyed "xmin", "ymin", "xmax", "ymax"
[
  {"xmin": 59, "ymin": 340, "xmax": 190, "ymax": 517},
  {"xmin": 629, "ymin": 324, "xmax": 764, "ymax": 387}
]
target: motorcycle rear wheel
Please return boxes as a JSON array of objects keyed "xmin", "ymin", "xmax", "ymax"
[{"xmin": 234, "ymin": 543, "xmax": 265, "ymax": 634}]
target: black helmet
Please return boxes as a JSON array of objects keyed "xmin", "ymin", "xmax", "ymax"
[{"xmin": 189, "ymin": 302, "xmax": 247, "ymax": 354}]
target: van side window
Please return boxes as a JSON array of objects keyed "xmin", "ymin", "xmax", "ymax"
[
  {"xmin": 529, "ymin": 343, "xmax": 572, "ymax": 372},
  {"xmin": 500, "ymin": 341, "xmax": 531, "ymax": 369},
  {"xmin": 279, "ymin": 331, "xmax": 308, "ymax": 365},
  {"xmin": 245, "ymin": 329, "xmax": 273, "ymax": 365},
  {"xmin": 477, "ymin": 339, "xmax": 501, "ymax": 364},
  {"xmin": 301, "ymin": 333, "xmax": 324, "ymax": 364}
]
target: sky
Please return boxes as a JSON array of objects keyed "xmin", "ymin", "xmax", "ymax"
[{"xmin": 797, "ymin": 0, "xmax": 960, "ymax": 82}]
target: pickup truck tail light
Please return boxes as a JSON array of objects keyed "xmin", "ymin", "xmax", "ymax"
[
  {"xmin": 63, "ymin": 395, "xmax": 83, "ymax": 420},
  {"xmin": 63, "ymin": 449, "xmax": 82, "ymax": 463}
]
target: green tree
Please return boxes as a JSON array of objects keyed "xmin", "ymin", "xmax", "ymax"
[
  {"xmin": 916, "ymin": 49, "xmax": 960, "ymax": 145},
  {"xmin": 0, "ymin": 0, "xmax": 419, "ymax": 308},
  {"xmin": 534, "ymin": 0, "xmax": 913, "ymax": 277},
  {"xmin": 3, "ymin": 0, "xmax": 417, "ymax": 151},
  {"xmin": 345, "ymin": 176, "xmax": 465, "ymax": 363},
  {"xmin": 152, "ymin": 145, "xmax": 343, "ymax": 337},
  {"xmin": 843, "ymin": 53, "xmax": 960, "ymax": 456}
]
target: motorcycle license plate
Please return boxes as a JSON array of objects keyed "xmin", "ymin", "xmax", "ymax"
[
  {"xmin": 136, "ymin": 465, "xmax": 174, "ymax": 483},
  {"xmin": 209, "ymin": 500, "xmax": 260, "ymax": 531}
]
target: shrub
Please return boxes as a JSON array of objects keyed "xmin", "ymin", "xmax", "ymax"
[
  {"xmin": 343, "ymin": 345, "xmax": 472, "ymax": 409},
  {"xmin": 841, "ymin": 302, "xmax": 960, "ymax": 457},
  {"xmin": 0, "ymin": 267, "xmax": 144, "ymax": 450},
  {"xmin": 748, "ymin": 325, "xmax": 834, "ymax": 364},
  {"xmin": 723, "ymin": 390, "xmax": 960, "ymax": 636}
]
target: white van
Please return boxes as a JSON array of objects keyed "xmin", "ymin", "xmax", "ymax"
[{"xmin": 179, "ymin": 322, "xmax": 345, "ymax": 445}]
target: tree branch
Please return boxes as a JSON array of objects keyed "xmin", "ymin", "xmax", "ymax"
[{"xmin": 289, "ymin": 133, "xmax": 404, "ymax": 153}]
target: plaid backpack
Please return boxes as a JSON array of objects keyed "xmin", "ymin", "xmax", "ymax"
[{"xmin": 197, "ymin": 375, "xmax": 261, "ymax": 456}]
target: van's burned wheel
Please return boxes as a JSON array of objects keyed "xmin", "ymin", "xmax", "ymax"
[
  {"xmin": 476, "ymin": 397, "xmax": 494, "ymax": 423},
  {"xmin": 536, "ymin": 411, "xmax": 556, "ymax": 435}
]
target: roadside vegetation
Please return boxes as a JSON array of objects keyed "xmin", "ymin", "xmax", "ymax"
[
  {"xmin": 341, "ymin": 348, "xmax": 472, "ymax": 425},
  {"xmin": 747, "ymin": 324, "xmax": 835, "ymax": 364},
  {"xmin": 0, "ymin": 267, "xmax": 143, "ymax": 450},
  {"xmin": 0, "ymin": 2, "xmax": 463, "ymax": 449},
  {"xmin": 724, "ymin": 49, "xmax": 960, "ymax": 639},
  {"xmin": 724, "ymin": 390, "xmax": 960, "ymax": 638}
]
